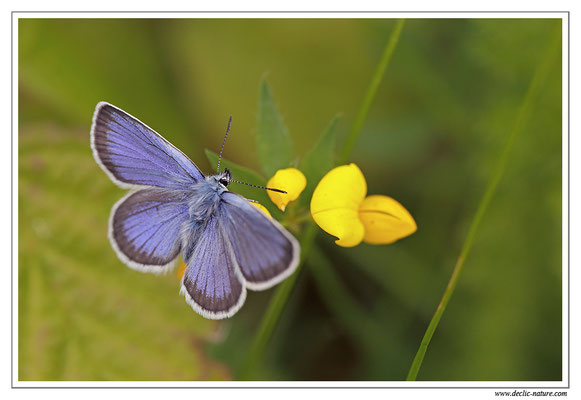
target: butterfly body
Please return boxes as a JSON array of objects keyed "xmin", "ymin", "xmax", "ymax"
[
  {"xmin": 180, "ymin": 174, "xmax": 234, "ymax": 262},
  {"xmin": 186, "ymin": 174, "xmax": 228, "ymax": 223},
  {"xmin": 90, "ymin": 102, "xmax": 300, "ymax": 319}
]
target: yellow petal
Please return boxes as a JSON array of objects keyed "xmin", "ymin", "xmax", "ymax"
[
  {"xmin": 267, "ymin": 168, "xmax": 307, "ymax": 211},
  {"xmin": 312, "ymin": 208, "xmax": 365, "ymax": 247},
  {"xmin": 310, "ymin": 164, "xmax": 367, "ymax": 247},
  {"xmin": 359, "ymin": 195, "xmax": 417, "ymax": 245},
  {"xmin": 250, "ymin": 201, "xmax": 272, "ymax": 218}
]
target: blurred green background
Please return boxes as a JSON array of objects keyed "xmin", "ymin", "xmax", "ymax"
[{"xmin": 18, "ymin": 18, "xmax": 562, "ymax": 381}]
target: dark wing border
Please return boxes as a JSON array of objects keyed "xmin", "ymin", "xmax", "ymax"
[
  {"xmin": 221, "ymin": 192, "xmax": 301, "ymax": 291},
  {"xmin": 179, "ymin": 215, "xmax": 247, "ymax": 319}
]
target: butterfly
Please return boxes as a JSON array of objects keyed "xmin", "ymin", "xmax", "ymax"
[{"xmin": 90, "ymin": 102, "xmax": 300, "ymax": 319}]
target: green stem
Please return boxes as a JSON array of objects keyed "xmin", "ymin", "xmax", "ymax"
[
  {"xmin": 338, "ymin": 19, "xmax": 405, "ymax": 164},
  {"xmin": 281, "ymin": 212, "xmax": 313, "ymax": 229},
  {"xmin": 241, "ymin": 222, "xmax": 318, "ymax": 380},
  {"xmin": 406, "ymin": 29, "xmax": 560, "ymax": 381}
]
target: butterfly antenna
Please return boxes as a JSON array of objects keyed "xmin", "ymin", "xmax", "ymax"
[
  {"xmin": 216, "ymin": 115, "xmax": 232, "ymax": 174},
  {"xmin": 231, "ymin": 179, "xmax": 287, "ymax": 194}
]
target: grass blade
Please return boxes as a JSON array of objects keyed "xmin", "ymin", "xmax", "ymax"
[
  {"xmin": 338, "ymin": 19, "xmax": 405, "ymax": 164},
  {"xmin": 406, "ymin": 28, "xmax": 561, "ymax": 381}
]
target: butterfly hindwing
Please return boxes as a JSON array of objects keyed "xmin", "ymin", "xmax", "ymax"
[
  {"xmin": 219, "ymin": 192, "xmax": 300, "ymax": 290},
  {"xmin": 110, "ymin": 188, "xmax": 189, "ymax": 273},
  {"xmin": 180, "ymin": 214, "xmax": 246, "ymax": 319},
  {"xmin": 91, "ymin": 102, "xmax": 205, "ymax": 189}
]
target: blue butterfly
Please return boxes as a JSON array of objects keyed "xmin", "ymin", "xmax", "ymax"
[{"xmin": 90, "ymin": 102, "xmax": 300, "ymax": 319}]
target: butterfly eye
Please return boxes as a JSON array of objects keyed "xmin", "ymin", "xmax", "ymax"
[{"xmin": 218, "ymin": 168, "xmax": 232, "ymax": 186}]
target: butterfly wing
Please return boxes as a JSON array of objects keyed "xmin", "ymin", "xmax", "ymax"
[
  {"xmin": 91, "ymin": 102, "xmax": 204, "ymax": 189},
  {"xmin": 219, "ymin": 192, "xmax": 300, "ymax": 291},
  {"xmin": 179, "ymin": 190, "xmax": 299, "ymax": 319},
  {"xmin": 180, "ymin": 214, "xmax": 246, "ymax": 319},
  {"xmin": 110, "ymin": 188, "xmax": 189, "ymax": 273}
]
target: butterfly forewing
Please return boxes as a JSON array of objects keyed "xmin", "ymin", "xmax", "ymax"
[{"xmin": 91, "ymin": 102, "xmax": 204, "ymax": 189}]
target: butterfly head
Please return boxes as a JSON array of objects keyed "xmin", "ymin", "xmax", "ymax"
[{"xmin": 217, "ymin": 168, "xmax": 232, "ymax": 188}]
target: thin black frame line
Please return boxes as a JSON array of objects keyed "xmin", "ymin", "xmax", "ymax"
[
  {"xmin": 12, "ymin": 384, "xmax": 572, "ymax": 389},
  {"xmin": 11, "ymin": 10, "xmax": 570, "ymax": 14},
  {"xmin": 10, "ymin": 10, "xmax": 14, "ymax": 390},
  {"xmin": 11, "ymin": 12, "xmax": 570, "ymax": 389}
]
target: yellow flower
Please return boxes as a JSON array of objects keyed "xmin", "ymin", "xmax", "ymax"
[
  {"xmin": 266, "ymin": 168, "xmax": 307, "ymax": 211},
  {"xmin": 310, "ymin": 163, "xmax": 416, "ymax": 247},
  {"xmin": 250, "ymin": 201, "xmax": 272, "ymax": 218}
]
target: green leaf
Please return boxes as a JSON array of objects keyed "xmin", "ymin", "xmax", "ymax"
[
  {"xmin": 205, "ymin": 149, "xmax": 281, "ymax": 218},
  {"xmin": 19, "ymin": 123, "xmax": 230, "ymax": 381},
  {"xmin": 256, "ymin": 79, "xmax": 294, "ymax": 177},
  {"xmin": 298, "ymin": 115, "xmax": 340, "ymax": 207}
]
